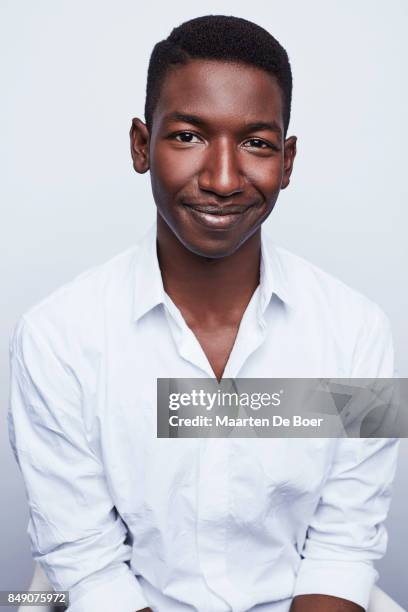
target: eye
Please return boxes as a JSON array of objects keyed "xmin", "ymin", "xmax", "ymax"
[
  {"xmin": 242, "ymin": 138, "xmax": 274, "ymax": 149},
  {"xmin": 173, "ymin": 131, "xmax": 202, "ymax": 144}
]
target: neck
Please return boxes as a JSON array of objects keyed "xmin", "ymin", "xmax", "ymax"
[{"xmin": 156, "ymin": 214, "xmax": 261, "ymax": 326}]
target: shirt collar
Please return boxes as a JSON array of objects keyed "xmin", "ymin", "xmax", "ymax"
[
  {"xmin": 260, "ymin": 230, "xmax": 292, "ymax": 312},
  {"xmin": 132, "ymin": 223, "xmax": 292, "ymax": 323},
  {"xmin": 132, "ymin": 224, "xmax": 166, "ymax": 322}
]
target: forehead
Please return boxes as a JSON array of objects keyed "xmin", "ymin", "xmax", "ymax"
[{"xmin": 153, "ymin": 59, "xmax": 284, "ymax": 128}]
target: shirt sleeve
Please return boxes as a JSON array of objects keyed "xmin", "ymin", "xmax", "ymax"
[
  {"xmin": 292, "ymin": 306, "xmax": 400, "ymax": 610},
  {"xmin": 8, "ymin": 317, "xmax": 150, "ymax": 612}
]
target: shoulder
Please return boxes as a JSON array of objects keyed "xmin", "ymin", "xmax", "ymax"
[
  {"xmin": 274, "ymin": 243, "xmax": 388, "ymax": 325},
  {"xmin": 12, "ymin": 243, "xmax": 141, "ymax": 355},
  {"xmin": 268, "ymin": 241, "xmax": 393, "ymax": 376}
]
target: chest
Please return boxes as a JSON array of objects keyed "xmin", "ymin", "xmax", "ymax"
[{"xmin": 189, "ymin": 322, "xmax": 240, "ymax": 380}]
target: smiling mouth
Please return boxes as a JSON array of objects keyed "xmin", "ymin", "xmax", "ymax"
[
  {"xmin": 182, "ymin": 202, "xmax": 256, "ymax": 230},
  {"xmin": 183, "ymin": 203, "xmax": 255, "ymax": 215}
]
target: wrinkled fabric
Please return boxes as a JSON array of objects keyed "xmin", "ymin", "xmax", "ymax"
[{"xmin": 8, "ymin": 224, "xmax": 399, "ymax": 612}]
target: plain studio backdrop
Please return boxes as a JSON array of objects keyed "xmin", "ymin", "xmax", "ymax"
[{"xmin": 1, "ymin": 0, "xmax": 407, "ymax": 609}]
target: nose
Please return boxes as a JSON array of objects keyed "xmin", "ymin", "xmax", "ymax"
[{"xmin": 198, "ymin": 137, "xmax": 244, "ymax": 197}]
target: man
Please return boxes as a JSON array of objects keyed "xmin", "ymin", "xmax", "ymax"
[{"xmin": 9, "ymin": 15, "xmax": 399, "ymax": 612}]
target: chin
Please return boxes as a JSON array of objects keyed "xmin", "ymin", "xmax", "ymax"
[{"xmin": 177, "ymin": 231, "xmax": 249, "ymax": 260}]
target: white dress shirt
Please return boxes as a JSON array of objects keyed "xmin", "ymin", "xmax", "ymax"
[{"xmin": 9, "ymin": 224, "xmax": 399, "ymax": 612}]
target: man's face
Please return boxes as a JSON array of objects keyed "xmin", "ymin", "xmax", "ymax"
[{"xmin": 131, "ymin": 59, "xmax": 296, "ymax": 258}]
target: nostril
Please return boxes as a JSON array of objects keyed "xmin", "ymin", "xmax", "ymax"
[{"xmin": 198, "ymin": 174, "xmax": 245, "ymax": 198}]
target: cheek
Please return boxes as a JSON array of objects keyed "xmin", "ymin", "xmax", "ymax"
[
  {"xmin": 151, "ymin": 146, "xmax": 201, "ymax": 195},
  {"xmin": 252, "ymin": 164, "xmax": 283, "ymax": 196},
  {"xmin": 244, "ymin": 157, "xmax": 284, "ymax": 195}
]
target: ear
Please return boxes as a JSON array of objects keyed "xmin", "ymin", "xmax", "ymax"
[
  {"xmin": 281, "ymin": 135, "xmax": 297, "ymax": 189},
  {"xmin": 130, "ymin": 118, "xmax": 150, "ymax": 174}
]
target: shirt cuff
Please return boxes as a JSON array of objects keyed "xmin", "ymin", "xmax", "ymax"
[
  {"xmin": 66, "ymin": 564, "xmax": 149, "ymax": 612},
  {"xmin": 293, "ymin": 558, "xmax": 378, "ymax": 610}
]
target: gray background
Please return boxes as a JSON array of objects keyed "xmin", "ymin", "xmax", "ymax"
[{"xmin": 1, "ymin": 0, "xmax": 407, "ymax": 608}]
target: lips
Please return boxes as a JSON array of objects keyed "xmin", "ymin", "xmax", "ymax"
[
  {"xmin": 183, "ymin": 203, "xmax": 254, "ymax": 215},
  {"xmin": 182, "ymin": 202, "xmax": 255, "ymax": 230}
]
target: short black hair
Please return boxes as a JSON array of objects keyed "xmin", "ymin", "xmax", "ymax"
[{"xmin": 144, "ymin": 15, "xmax": 293, "ymax": 135}]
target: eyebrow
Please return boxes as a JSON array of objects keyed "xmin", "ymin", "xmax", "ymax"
[
  {"xmin": 165, "ymin": 112, "xmax": 208, "ymax": 128},
  {"xmin": 245, "ymin": 121, "xmax": 282, "ymax": 136},
  {"xmin": 164, "ymin": 112, "xmax": 282, "ymax": 136}
]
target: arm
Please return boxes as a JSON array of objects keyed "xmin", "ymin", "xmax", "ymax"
[
  {"xmin": 292, "ymin": 307, "xmax": 399, "ymax": 611},
  {"xmin": 291, "ymin": 594, "xmax": 363, "ymax": 611},
  {"xmin": 8, "ymin": 317, "xmax": 151, "ymax": 612}
]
